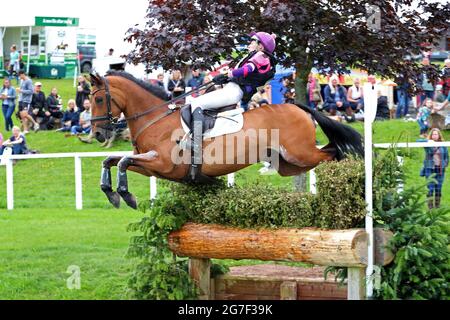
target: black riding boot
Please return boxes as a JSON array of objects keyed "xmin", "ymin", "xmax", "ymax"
[{"xmin": 190, "ymin": 107, "xmax": 204, "ymax": 181}]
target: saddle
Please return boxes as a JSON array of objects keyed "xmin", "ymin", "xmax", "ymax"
[
  {"xmin": 179, "ymin": 104, "xmax": 244, "ymax": 183},
  {"xmin": 180, "ymin": 104, "xmax": 237, "ymax": 134}
]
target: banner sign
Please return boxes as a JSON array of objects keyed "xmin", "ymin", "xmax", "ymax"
[{"xmin": 35, "ymin": 17, "xmax": 79, "ymax": 27}]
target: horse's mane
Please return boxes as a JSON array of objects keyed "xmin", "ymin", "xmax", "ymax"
[{"xmin": 105, "ymin": 70, "xmax": 169, "ymax": 101}]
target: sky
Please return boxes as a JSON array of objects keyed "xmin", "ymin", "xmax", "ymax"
[{"xmin": 6, "ymin": 0, "xmax": 149, "ymax": 57}]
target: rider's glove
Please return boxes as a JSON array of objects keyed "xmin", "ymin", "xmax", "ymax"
[{"xmin": 212, "ymin": 74, "xmax": 229, "ymax": 85}]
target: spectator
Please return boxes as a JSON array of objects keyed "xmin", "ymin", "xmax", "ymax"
[
  {"xmin": 198, "ymin": 74, "xmax": 214, "ymax": 96},
  {"xmin": 17, "ymin": 71, "xmax": 39, "ymax": 133},
  {"xmin": 76, "ymin": 75, "xmax": 91, "ymax": 112},
  {"xmin": 1, "ymin": 79, "xmax": 16, "ymax": 131},
  {"xmin": 429, "ymin": 85, "xmax": 448, "ymax": 130},
  {"xmin": 70, "ymin": 99, "xmax": 91, "ymax": 135},
  {"xmin": 375, "ymin": 95, "xmax": 390, "ymax": 121},
  {"xmin": 420, "ymin": 128, "xmax": 448, "ymax": 209},
  {"xmin": 8, "ymin": 45, "xmax": 20, "ymax": 84},
  {"xmin": 347, "ymin": 77, "xmax": 364, "ymax": 111},
  {"xmin": 31, "ymin": 82, "xmax": 49, "ymax": 129},
  {"xmin": 167, "ymin": 69, "xmax": 185, "ymax": 100},
  {"xmin": 249, "ymin": 84, "xmax": 272, "ymax": 109},
  {"xmin": 46, "ymin": 87, "xmax": 64, "ymax": 129},
  {"xmin": 105, "ymin": 48, "xmax": 114, "ymax": 57},
  {"xmin": 57, "ymin": 99, "xmax": 79, "ymax": 132},
  {"xmin": 18, "ymin": 51, "xmax": 24, "ymax": 71},
  {"xmin": 155, "ymin": 73, "xmax": 165, "ymax": 89},
  {"xmin": 323, "ymin": 75, "xmax": 353, "ymax": 121},
  {"xmin": 417, "ymin": 98, "xmax": 432, "ymax": 138},
  {"xmin": 441, "ymin": 58, "xmax": 450, "ymax": 96},
  {"xmin": 284, "ymin": 88, "xmax": 296, "ymax": 104},
  {"xmin": 187, "ymin": 67, "xmax": 204, "ymax": 98},
  {"xmin": 279, "ymin": 76, "xmax": 292, "ymax": 103},
  {"xmin": 395, "ymin": 73, "xmax": 412, "ymax": 118},
  {"xmin": 418, "ymin": 57, "xmax": 435, "ymax": 104},
  {"xmin": 307, "ymin": 73, "xmax": 323, "ymax": 110},
  {"xmin": 0, "ymin": 126, "xmax": 28, "ymax": 156},
  {"xmin": 433, "ymin": 84, "xmax": 446, "ymax": 103}
]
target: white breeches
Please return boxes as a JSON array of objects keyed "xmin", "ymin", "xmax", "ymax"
[{"xmin": 191, "ymin": 82, "xmax": 243, "ymax": 111}]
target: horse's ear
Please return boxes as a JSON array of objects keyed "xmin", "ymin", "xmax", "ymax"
[{"xmin": 89, "ymin": 73, "xmax": 103, "ymax": 86}]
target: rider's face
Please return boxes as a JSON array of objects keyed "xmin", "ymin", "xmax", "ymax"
[{"xmin": 248, "ymin": 39, "xmax": 259, "ymax": 52}]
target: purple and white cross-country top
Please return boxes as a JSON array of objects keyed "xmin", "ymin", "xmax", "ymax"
[{"xmin": 231, "ymin": 51, "xmax": 272, "ymax": 79}]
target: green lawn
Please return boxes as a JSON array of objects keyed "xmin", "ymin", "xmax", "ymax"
[
  {"xmin": 0, "ymin": 208, "xmax": 141, "ymax": 300},
  {"xmin": 0, "ymin": 78, "xmax": 448, "ymax": 299}
]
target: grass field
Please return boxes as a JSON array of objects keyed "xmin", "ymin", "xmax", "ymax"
[
  {"xmin": 0, "ymin": 209, "xmax": 140, "ymax": 299},
  {"xmin": 0, "ymin": 77, "xmax": 449, "ymax": 299}
]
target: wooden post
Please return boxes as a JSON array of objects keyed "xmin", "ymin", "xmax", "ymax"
[
  {"xmin": 189, "ymin": 258, "xmax": 211, "ymax": 300},
  {"xmin": 280, "ymin": 281, "xmax": 297, "ymax": 300},
  {"xmin": 209, "ymin": 278, "xmax": 215, "ymax": 300},
  {"xmin": 347, "ymin": 267, "xmax": 366, "ymax": 300}
]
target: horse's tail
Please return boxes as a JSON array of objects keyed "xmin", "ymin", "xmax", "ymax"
[{"xmin": 295, "ymin": 103, "xmax": 364, "ymax": 160}]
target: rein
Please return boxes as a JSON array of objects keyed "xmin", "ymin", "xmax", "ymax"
[{"xmin": 90, "ymin": 75, "xmax": 215, "ymax": 145}]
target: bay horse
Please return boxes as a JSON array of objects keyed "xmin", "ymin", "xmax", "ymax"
[{"xmin": 89, "ymin": 71, "xmax": 363, "ymax": 209}]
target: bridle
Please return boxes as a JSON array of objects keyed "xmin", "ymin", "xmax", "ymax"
[
  {"xmin": 90, "ymin": 75, "xmax": 215, "ymax": 146},
  {"xmin": 90, "ymin": 77, "xmax": 123, "ymax": 131}
]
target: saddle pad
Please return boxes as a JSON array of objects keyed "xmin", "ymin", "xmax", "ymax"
[{"xmin": 181, "ymin": 108, "xmax": 244, "ymax": 140}]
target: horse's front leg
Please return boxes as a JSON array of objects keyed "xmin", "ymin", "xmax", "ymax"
[
  {"xmin": 117, "ymin": 150, "xmax": 159, "ymax": 209},
  {"xmin": 101, "ymin": 156, "xmax": 123, "ymax": 208}
]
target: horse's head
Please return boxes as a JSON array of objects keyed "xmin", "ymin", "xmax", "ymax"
[{"xmin": 89, "ymin": 73, "xmax": 124, "ymax": 143}]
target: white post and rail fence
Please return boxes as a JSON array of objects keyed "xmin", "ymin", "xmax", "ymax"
[{"xmin": 1, "ymin": 141, "xmax": 449, "ymax": 211}]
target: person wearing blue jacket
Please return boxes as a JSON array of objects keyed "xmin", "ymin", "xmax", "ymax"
[
  {"xmin": 420, "ymin": 128, "xmax": 449, "ymax": 209},
  {"xmin": 1, "ymin": 79, "xmax": 16, "ymax": 131},
  {"xmin": 323, "ymin": 75, "xmax": 354, "ymax": 121}
]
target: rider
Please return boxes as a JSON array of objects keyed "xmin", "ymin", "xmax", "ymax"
[
  {"xmin": 187, "ymin": 31, "xmax": 276, "ymax": 181},
  {"xmin": 190, "ymin": 31, "xmax": 277, "ymax": 120}
]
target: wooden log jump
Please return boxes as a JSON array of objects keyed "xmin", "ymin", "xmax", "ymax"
[{"xmin": 167, "ymin": 223, "xmax": 394, "ymax": 300}]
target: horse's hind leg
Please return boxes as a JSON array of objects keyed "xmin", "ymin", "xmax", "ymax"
[
  {"xmin": 273, "ymin": 145, "xmax": 332, "ymax": 177},
  {"xmin": 277, "ymin": 155, "xmax": 314, "ymax": 176},
  {"xmin": 101, "ymin": 156, "xmax": 122, "ymax": 208},
  {"xmin": 117, "ymin": 151, "xmax": 159, "ymax": 209}
]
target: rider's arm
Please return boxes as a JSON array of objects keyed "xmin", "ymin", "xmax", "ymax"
[{"xmin": 231, "ymin": 62, "xmax": 256, "ymax": 78}]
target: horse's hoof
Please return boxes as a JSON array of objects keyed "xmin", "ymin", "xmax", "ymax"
[
  {"xmin": 119, "ymin": 191, "xmax": 137, "ymax": 210},
  {"xmin": 106, "ymin": 191, "xmax": 121, "ymax": 208}
]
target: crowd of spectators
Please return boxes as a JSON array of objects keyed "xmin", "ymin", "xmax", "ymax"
[
  {"xmin": 151, "ymin": 58, "xmax": 449, "ymax": 133},
  {"xmin": 0, "ymin": 72, "xmax": 96, "ymax": 156},
  {"xmin": 1, "ymin": 53, "xmax": 449, "ymax": 157}
]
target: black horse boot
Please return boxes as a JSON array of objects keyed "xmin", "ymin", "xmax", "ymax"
[{"xmin": 190, "ymin": 107, "xmax": 204, "ymax": 181}]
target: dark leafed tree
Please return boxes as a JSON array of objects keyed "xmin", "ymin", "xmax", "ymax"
[
  {"xmin": 126, "ymin": 0, "xmax": 449, "ymax": 190},
  {"xmin": 126, "ymin": 0, "xmax": 449, "ymax": 101}
]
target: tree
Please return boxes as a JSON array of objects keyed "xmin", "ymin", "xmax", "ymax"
[
  {"xmin": 126, "ymin": 0, "xmax": 449, "ymax": 101},
  {"xmin": 125, "ymin": 0, "xmax": 449, "ymax": 190}
]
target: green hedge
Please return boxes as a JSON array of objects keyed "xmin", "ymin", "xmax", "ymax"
[
  {"xmin": 126, "ymin": 156, "xmax": 370, "ymax": 299},
  {"xmin": 169, "ymin": 157, "xmax": 367, "ymax": 230},
  {"xmin": 126, "ymin": 148, "xmax": 449, "ymax": 300}
]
